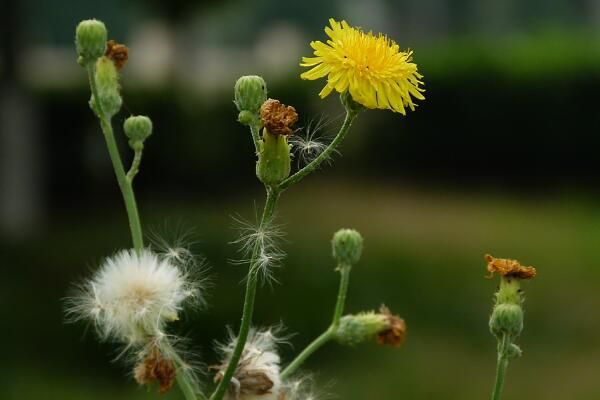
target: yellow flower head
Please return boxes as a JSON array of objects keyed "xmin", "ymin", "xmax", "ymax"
[{"xmin": 301, "ymin": 18, "xmax": 425, "ymax": 115}]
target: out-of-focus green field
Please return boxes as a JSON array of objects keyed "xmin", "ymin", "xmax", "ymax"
[{"xmin": 3, "ymin": 180, "xmax": 600, "ymax": 399}]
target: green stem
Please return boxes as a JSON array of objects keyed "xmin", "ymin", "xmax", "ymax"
[
  {"xmin": 280, "ymin": 263, "xmax": 351, "ymax": 380},
  {"xmin": 332, "ymin": 264, "xmax": 351, "ymax": 327},
  {"xmin": 278, "ymin": 110, "xmax": 358, "ymax": 191},
  {"xmin": 163, "ymin": 340, "xmax": 205, "ymax": 400},
  {"xmin": 280, "ymin": 328, "xmax": 335, "ymax": 381},
  {"xmin": 250, "ymin": 119, "xmax": 262, "ymax": 154},
  {"xmin": 86, "ymin": 65, "xmax": 144, "ymax": 251},
  {"xmin": 126, "ymin": 148, "xmax": 143, "ymax": 182},
  {"xmin": 210, "ymin": 188, "xmax": 281, "ymax": 400},
  {"xmin": 491, "ymin": 334, "xmax": 510, "ymax": 400}
]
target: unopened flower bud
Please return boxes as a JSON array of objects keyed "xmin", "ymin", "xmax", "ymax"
[
  {"xmin": 234, "ymin": 75, "xmax": 267, "ymax": 125},
  {"xmin": 256, "ymin": 128, "xmax": 292, "ymax": 186},
  {"xmin": 490, "ymin": 303, "xmax": 523, "ymax": 339},
  {"xmin": 91, "ymin": 56, "xmax": 122, "ymax": 118},
  {"xmin": 335, "ymin": 306, "xmax": 406, "ymax": 347},
  {"xmin": 76, "ymin": 19, "xmax": 107, "ymax": 65},
  {"xmin": 332, "ymin": 228, "xmax": 363, "ymax": 265},
  {"xmin": 124, "ymin": 115, "xmax": 153, "ymax": 150}
]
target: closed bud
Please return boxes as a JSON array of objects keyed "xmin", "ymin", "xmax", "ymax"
[
  {"xmin": 124, "ymin": 115, "xmax": 153, "ymax": 150},
  {"xmin": 490, "ymin": 303, "xmax": 523, "ymax": 339},
  {"xmin": 332, "ymin": 228, "xmax": 363, "ymax": 265},
  {"xmin": 256, "ymin": 128, "xmax": 291, "ymax": 186},
  {"xmin": 91, "ymin": 56, "xmax": 122, "ymax": 118},
  {"xmin": 234, "ymin": 75, "xmax": 268, "ymax": 124},
  {"xmin": 76, "ymin": 19, "xmax": 107, "ymax": 65},
  {"xmin": 335, "ymin": 307, "xmax": 406, "ymax": 347}
]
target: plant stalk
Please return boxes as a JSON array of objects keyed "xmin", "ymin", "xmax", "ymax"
[
  {"xmin": 280, "ymin": 263, "xmax": 351, "ymax": 380},
  {"xmin": 86, "ymin": 65, "xmax": 144, "ymax": 251},
  {"xmin": 210, "ymin": 188, "xmax": 280, "ymax": 400},
  {"xmin": 491, "ymin": 334, "xmax": 510, "ymax": 400},
  {"xmin": 278, "ymin": 110, "xmax": 358, "ymax": 191}
]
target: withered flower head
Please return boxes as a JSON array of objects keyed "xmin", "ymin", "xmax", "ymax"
[
  {"xmin": 485, "ymin": 254, "xmax": 536, "ymax": 280},
  {"xmin": 260, "ymin": 99, "xmax": 298, "ymax": 136},
  {"xmin": 105, "ymin": 39, "xmax": 129, "ymax": 70},
  {"xmin": 134, "ymin": 345, "xmax": 177, "ymax": 394},
  {"xmin": 377, "ymin": 306, "xmax": 406, "ymax": 347}
]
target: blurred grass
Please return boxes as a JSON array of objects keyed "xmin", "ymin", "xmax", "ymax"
[{"xmin": 3, "ymin": 180, "xmax": 600, "ymax": 399}]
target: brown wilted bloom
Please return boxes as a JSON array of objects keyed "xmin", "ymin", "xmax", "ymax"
[
  {"xmin": 105, "ymin": 40, "xmax": 129, "ymax": 70},
  {"xmin": 260, "ymin": 98, "xmax": 298, "ymax": 136},
  {"xmin": 134, "ymin": 345, "xmax": 177, "ymax": 394},
  {"xmin": 485, "ymin": 254, "xmax": 536, "ymax": 280},
  {"xmin": 377, "ymin": 306, "xmax": 406, "ymax": 347}
]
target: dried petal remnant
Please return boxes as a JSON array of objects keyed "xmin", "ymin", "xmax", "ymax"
[
  {"xmin": 260, "ymin": 99, "xmax": 298, "ymax": 136},
  {"xmin": 134, "ymin": 346, "xmax": 177, "ymax": 394},
  {"xmin": 105, "ymin": 40, "xmax": 129, "ymax": 70},
  {"xmin": 377, "ymin": 306, "xmax": 406, "ymax": 347},
  {"xmin": 485, "ymin": 254, "xmax": 536, "ymax": 279}
]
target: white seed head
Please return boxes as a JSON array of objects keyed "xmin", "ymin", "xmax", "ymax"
[
  {"xmin": 66, "ymin": 248, "xmax": 200, "ymax": 344},
  {"xmin": 215, "ymin": 328, "xmax": 285, "ymax": 400}
]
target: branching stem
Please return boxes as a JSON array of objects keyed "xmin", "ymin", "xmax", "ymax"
[
  {"xmin": 280, "ymin": 263, "xmax": 351, "ymax": 380},
  {"xmin": 86, "ymin": 65, "xmax": 144, "ymax": 251}
]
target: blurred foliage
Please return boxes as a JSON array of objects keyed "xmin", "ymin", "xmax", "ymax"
[{"xmin": 3, "ymin": 181, "xmax": 600, "ymax": 399}]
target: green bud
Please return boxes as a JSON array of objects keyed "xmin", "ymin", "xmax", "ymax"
[
  {"xmin": 124, "ymin": 115, "xmax": 153, "ymax": 150},
  {"xmin": 332, "ymin": 228, "xmax": 363, "ymax": 265},
  {"xmin": 76, "ymin": 19, "xmax": 107, "ymax": 65},
  {"xmin": 340, "ymin": 90, "xmax": 364, "ymax": 114},
  {"xmin": 234, "ymin": 75, "xmax": 267, "ymax": 123},
  {"xmin": 91, "ymin": 56, "xmax": 122, "ymax": 118},
  {"xmin": 256, "ymin": 128, "xmax": 291, "ymax": 186},
  {"xmin": 334, "ymin": 312, "xmax": 389, "ymax": 346},
  {"xmin": 490, "ymin": 303, "xmax": 523, "ymax": 339}
]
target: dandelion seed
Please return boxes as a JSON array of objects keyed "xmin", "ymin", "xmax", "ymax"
[
  {"xmin": 230, "ymin": 214, "xmax": 286, "ymax": 283},
  {"xmin": 66, "ymin": 248, "xmax": 201, "ymax": 344},
  {"xmin": 213, "ymin": 327, "xmax": 288, "ymax": 400},
  {"xmin": 289, "ymin": 114, "xmax": 341, "ymax": 167},
  {"xmin": 301, "ymin": 18, "xmax": 425, "ymax": 114}
]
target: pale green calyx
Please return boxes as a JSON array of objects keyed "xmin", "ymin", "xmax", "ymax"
[
  {"xmin": 334, "ymin": 311, "xmax": 389, "ymax": 346},
  {"xmin": 332, "ymin": 228, "xmax": 363, "ymax": 265},
  {"xmin": 76, "ymin": 19, "xmax": 107, "ymax": 66},
  {"xmin": 490, "ymin": 303, "xmax": 524, "ymax": 339},
  {"xmin": 124, "ymin": 115, "xmax": 153, "ymax": 150},
  {"xmin": 340, "ymin": 91, "xmax": 364, "ymax": 114},
  {"xmin": 234, "ymin": 75, "xmax": 267, "ymax": 125},
  {"xmin": 256, "ymin": 128, "xmax": 291, "ymax": 186},
  {"xmin": 91, "ymin": 57, "xmax": 122, "ymax": 118}
]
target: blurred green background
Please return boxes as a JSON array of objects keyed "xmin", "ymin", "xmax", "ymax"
[{"xmin": 2, "ymin": 0, "xmax": 600, "ymax": 399}]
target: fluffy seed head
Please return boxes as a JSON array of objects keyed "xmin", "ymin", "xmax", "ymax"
[
  {"xmin": 214, "ymin": 328, "xmax": 285, "ymax": 400},
  {"xmin": 66, "ymin": 248, "xmax": 200, "ymax": 344}
]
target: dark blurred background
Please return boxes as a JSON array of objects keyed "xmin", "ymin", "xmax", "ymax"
[{"xmin": 2, "ymin": 0, "xmax": 600, "ymax": 399}]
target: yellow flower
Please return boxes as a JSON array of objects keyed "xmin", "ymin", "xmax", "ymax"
[{"xmin": 301, "ymin": 18, "xmax": 425, "ymax": 114}]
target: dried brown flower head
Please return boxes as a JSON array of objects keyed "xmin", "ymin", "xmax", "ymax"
[
  {"xmin": 105, "ymin": 39, "xmax": 129, "ymax": 70},
  {"xmin": 260, "ymin": 99, "xmax": 298, "ymax": 136},
  {"xmin": 377, "ymin": 306, "xmax": 406, "ymax": 347},
  {"xmin": 485, "ymin": 254, "xmax": 536, "ymax": 280},
  {"xmin": 134, "ymin": 345, "xmax": 177, "ymax": 394}
]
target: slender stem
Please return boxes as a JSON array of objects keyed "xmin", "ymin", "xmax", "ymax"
[
  {"xmin": 332, "ymin": 264, "xmax": 351, "ymax": 328},
  {"xmin": 278, "ymin": 110, "xmax": 358, "ymax": 191},
  {"xmin": 86, "ymin": 65, "xmax": 144, "ymax": 251},
  {"xmin": 210, "ymin": 188, "xmax": 281, "ymax": 400},
  {"xmin": 250, "ymin": 119, "xmax": 261, "ymax": 154},
  {"xmin": 126, "ymin": 148, "xmax": 143, "ymax": 182},
  {"xmin": 280, "ymin": 329, "xmax": 334, "ymax": 381},
  {"xmin": 280, "ymin": 263, "xmax": 352, "ymax": 380},
  {"xmin": 491, "ymin": 334, "xmax": 510, "ymax": 400},
  {"xmin": 163, "ymin": 340, "xmax": 206, "ymax": 400}
]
